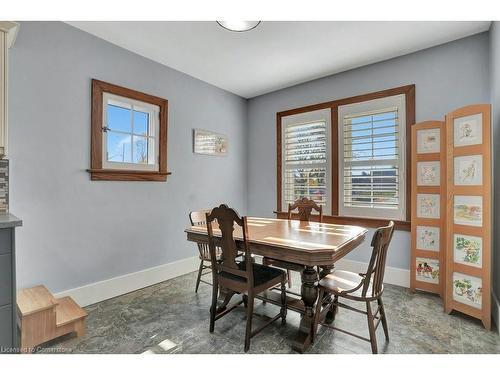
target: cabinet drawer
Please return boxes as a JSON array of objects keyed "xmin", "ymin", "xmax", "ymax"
[
  {"xmin": 0, "ymin": 304, "xmax": 13, "ymax": 350},
  {"xmin": 0, "ymin": 229, "xmax": 11, "ymax": 255},
  {"xmin": 0, "ymin": 254, "xmax": 12, "ymax": 306}
]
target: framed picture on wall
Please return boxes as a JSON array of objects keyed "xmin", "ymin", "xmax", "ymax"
[
  {"xmin": 416, "ymin": 226, "xmax": 440, "ymax": 251},
  {"xmin": 454, "ymin": 155, "xmax": 482, "ymax": 186},
  {"xmin": 452, "ymin": 272, "xmax": 482, "ymax": 308},
  {"xmin": 453, "ymin": 195, "xmax": 482, "ymax": 227},
  {"xmin": 193, "ymin": 129, "xmax": 228, "ymax": 156},
  {"xmin": 416, "ymin": 193, "xmax": 440, "ymax": 219},
  {"xmin": 453, "ymin": 234, "xmax": 482, "ymax": 268},
  {"xmin": 453, "ymin": 114, "xmax": 483, "ymax": 147},
  {"xmin": 415, "ymin": 257, "xmax": 439, "ymax": 284},
  {"xmin": 417, "ymin": 128, "xmax": 440, "ymax": 153},
  {"xmin": 417, "ymin": 161, "xmax": 440, "ymax": 186}
]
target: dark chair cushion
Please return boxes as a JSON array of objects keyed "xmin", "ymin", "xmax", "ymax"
[{"xmin": 220, "ymin": 262, "xmax": 284, "ymax": 286}]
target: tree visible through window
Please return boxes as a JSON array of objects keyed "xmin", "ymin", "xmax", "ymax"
[
  {"xmin": 104, "ymin": 98, "xmax": 157, "ymax": 168},
  {"xmin": 281, "ymin": 108, "xmax": 331, "ymax": 213}
]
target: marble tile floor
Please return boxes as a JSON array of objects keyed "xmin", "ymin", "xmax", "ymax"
[{"xmin": 39, "ymin": 271, "xmax": 500, "ymax": 354}]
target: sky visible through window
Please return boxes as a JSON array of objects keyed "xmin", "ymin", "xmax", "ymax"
[
  {"xmin": 346, "ymin": 111, "xmax": 398, "ymax": 163},
  {"xmin": 106, "ymin": 104, "xmax": 151, "ymax": 164},
  {"xmin": 344, "ymin": 110, "xmax": 399, "ymax": 208}
]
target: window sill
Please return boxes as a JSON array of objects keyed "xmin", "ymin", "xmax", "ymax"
[
  {"xmin": 274, "ymin": 211, "xmax": 410, "ymax": 231},
  {"xmin": 87, "ymin": 169, "xmax": 172, "ymax": 182}
]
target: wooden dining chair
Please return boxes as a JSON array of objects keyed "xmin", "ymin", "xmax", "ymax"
[
  {"xmin": 263, "ymin": 197, "xmax": 323, "ymax": 288},
  {"xmin": 287, "ymin": 197, "xmax": 323, "ymax": 222},
  {"xmin": 312, "ymin": 221, "xmax": 395, "ymax": 354},
  {"xmin": 189, "ymin": 210, "xmax": 216, "ymax": 293},
  {"xmin": 206, "ymin": 204, "xmax": 287, "ymax": 352}
]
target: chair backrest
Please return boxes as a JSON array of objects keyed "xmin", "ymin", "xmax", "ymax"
[
  {"xmin": 206, "ymin": 204, "xmax": 253, "ymax": 287},
  {"xmin": 361, "ymin": 221, "xmax": 395, "ymax": 298},
  {"xmin": 189, "ymin": 210, "xmax": 211, "ymax": 259},
  {"xmin": 287, "ymin": 197, "xmax": 323, "ymax": 222},
  {"xmin": 189, "ymin": 210, "xmax": 211, "ymax": 226}
]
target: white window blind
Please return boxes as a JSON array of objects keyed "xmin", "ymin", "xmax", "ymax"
[
  {"xmin": 282, "ymin": 109, "xmax": 331, "ymax": 213},
  {"xmin": 339, "ymin": 95, "xmax": 406, "ymax": 220}
]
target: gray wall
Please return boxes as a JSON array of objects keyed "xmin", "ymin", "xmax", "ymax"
[
  {"xmin": 7, "ymin": 23, "xmax": 495, "ymax": 295},
  {"xmin": 489, "ymin": 22, "xmax": 500, "ymax": 302},
  {"xmin": 247, "ymin": 32, "xmax": 490, "ymax": 270},
  {"xmin": 9, "ymin": 22, "xmax": 248, "ymax": 293}
]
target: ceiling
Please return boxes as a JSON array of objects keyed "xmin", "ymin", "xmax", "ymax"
[{"xmin": 67, "ymin": 21, "xmax": 491, "ymax": 98}]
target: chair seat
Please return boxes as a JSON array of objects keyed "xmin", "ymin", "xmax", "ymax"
[
  {"xmin": 220, "ymin": 262, "xmax": 285, "ymax": 287},
  {"xmin": 319, "ymin": 270, "xmax": 374, "ymax": 298}
]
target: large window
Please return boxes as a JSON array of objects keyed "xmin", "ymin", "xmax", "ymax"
[
  {"xmin": 277, "ymin": 85, "xmax": 414, "ymax": 228},
  {"xmin": 281, "ymin": 109, "xmax": 331, "ymax": 213},
  {"xmin": 89, "ymin": 79, "xmax": 170, "ymax": 181},
  {"xmin": 338, "ymin": 94, "xmax": 406, "ymax": 220}
]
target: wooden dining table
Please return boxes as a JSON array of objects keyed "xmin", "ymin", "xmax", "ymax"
[{"xmin": 185, "ymin": 216, "xmax": 367, "ymax": 353}]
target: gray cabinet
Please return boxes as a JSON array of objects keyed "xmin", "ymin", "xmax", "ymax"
[{"xmin": 0, "ymin": 213, "xmax": 22, "ymax": 353}]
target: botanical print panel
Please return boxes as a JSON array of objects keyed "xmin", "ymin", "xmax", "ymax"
[
  {"xmin": 416, "ymin": 194, "xmax": 440, "ymax": 219},
  {"xmin": 454, "ymin": 155, "xmax": 482, "ymax": 186},
  {"xmin": 453, "ymin": 113, "xmax": 482, "ymax": 147},
  {"xmin": 453, "ymin": 195, "xmax": 482, "ymax": 227},
  {"xmin": 417, "ymin": 128, "xmax": 440, "ymax": 154},
  {"xmin": 416, "ymin": 226, "xmax": 440, "ymax": 252},
  {"xmin": 453, "ymin": 272, "xmax": 482, "ymax": 309},
  {"xmin": 416, "ymin": 257, "xmax": 439, "ymax": 284},
  {"xmin": 417, "ymin": 161, "xmax": 440, "ymax": 186},
  {"xmin": 453, "ymin": 234, "xmax": 482, "ymax": 268}
]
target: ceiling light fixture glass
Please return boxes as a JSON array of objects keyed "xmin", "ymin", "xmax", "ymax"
[{"xmin": 216, "ymin": 21, "xmax": 261, "ymax": 32}]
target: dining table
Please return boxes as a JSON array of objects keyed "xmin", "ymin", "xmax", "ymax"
[{"xmin": 185, "ymin": 216, "xmax": 368, "ymax": 353}]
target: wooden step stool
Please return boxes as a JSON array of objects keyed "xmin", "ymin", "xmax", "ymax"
[{"xmin": 17, "ymin": 285, "xmax": 88, "ymax": 352}]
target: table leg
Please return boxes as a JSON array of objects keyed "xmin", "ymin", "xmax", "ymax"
[{"xmin": 292, "ymin": 265, "xmax": 318, "ymax": 353}]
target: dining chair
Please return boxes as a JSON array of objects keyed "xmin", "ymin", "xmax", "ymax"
[
  {"xmin": 189, "ymin": 210, "xmax": 215, "ymax": 293},
  {"xmin": 206, "ymin": 204, "xmax": 287, "ymax": 352},
  {"xmin": 312, "ymin": 221, "xmax": 395, "ymax": 354},
  {"xmin": 263, "ymin": 197, "xmax": 323, "ymax": 288}
]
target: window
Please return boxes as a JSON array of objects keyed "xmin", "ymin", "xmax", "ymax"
[
  {"xmin": 89, "ymin": 79, "xmax": 170, "ymax": 181},
  {"xmin": 103, "ymin": 94, "xmax": 159, "ymax": 171},
  {"xmin": 339, "ymin": 94, "xmax": 406, "ymax": 220},
  {"xmin": 281, "ymin": 109, "xmax": 331, "ymax": 214},
  {"xmin": 276, "ymin": 85, "xmax": 414, "ymax": 229}
]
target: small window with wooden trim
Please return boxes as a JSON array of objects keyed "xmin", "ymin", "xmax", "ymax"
[{"xmin": 89, "ymin": 79, "xmax": 170, "ymax": 181}]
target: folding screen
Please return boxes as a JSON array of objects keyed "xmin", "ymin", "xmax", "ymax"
[
  {"xmin": 444, "ymin": 104, "xmax": 491, "ymax": 330},
  {"xmin": 410, "ymin": 121, "xmax": 446, "ymax": 296}
]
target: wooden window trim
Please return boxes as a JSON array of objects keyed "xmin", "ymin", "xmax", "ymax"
[
  {"xmin": 88, "ymin": 79, "xmax": 171, "ymax": 181},
  {"xmin": 276, "ymin": 84, "xmax": 415, "ymax": 231}
]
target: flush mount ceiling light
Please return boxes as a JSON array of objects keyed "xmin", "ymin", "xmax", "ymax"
[{"xmin": 216, "ymin": 21, "xmax": 261, "ymax": 32}]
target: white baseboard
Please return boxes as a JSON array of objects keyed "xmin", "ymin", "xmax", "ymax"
[
  {"xmin": 492, "ymin": 291, "xmax": 500, "ymax": 334},
  {"xmin": 334, "ymin": 258, "xmax": 410, "ymax": 288},
  {"xmin": 255, "ymin": 255, "xmax": 410, "ymax": 288},
  {"xmin": 54, "ymin": 256, "xmax": 200, "ymax": 307},
  {"xmin": 53, "ymin": 255, "xmax": 410, "ymax": 308}
]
